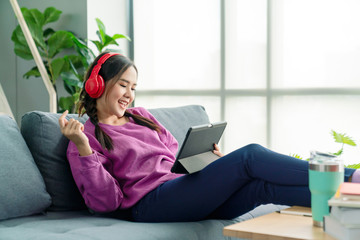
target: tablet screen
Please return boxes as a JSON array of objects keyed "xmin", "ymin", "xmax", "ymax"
[{"xmin": 171, "ymin": 121, "xmax": 227, "ymax": 173}]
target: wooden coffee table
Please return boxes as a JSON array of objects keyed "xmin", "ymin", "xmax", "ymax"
[{"xmin": 223, "ymin": 206, "xmax": 335, "ymax": 240}]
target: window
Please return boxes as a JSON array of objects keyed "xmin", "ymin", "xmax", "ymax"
[
  {"xmin": 133, "ymin": 0, "xmax": 360, "ymax": 165},
  {"xmin": 133, "ymin": 0, "xmax": 221, "ymax": 122},
  {"xmin": 270, "ymin": 0, "xmax": 360, "ymax": 164}
]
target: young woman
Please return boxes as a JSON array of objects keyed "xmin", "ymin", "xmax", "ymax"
[{"xmin": 59, "ymin": 52, "xmax": 359, "ymax": 222}]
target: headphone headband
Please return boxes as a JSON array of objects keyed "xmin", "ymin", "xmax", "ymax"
[{"xmin": 85, "ymin": 52, "xmax": 122, "ymax": 98}]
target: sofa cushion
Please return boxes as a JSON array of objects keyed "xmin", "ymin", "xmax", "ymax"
[
  {"xmin": 0, "ymin": 114, "xmax": 51, "ymax": 220},
  {"xmin": 0, "ymin": 204, "xmax": 287, "ymax": 240},
  {"xmin": 20, "ymin": 105, "xmax": 210, "ymax": 211},
  {"xmin": 0, "ymin": 210, "xmax": 238, "ymax": 240},
  {"xmin": 21, "ymin": 111, "xmax": 88, "ymax": 211}
]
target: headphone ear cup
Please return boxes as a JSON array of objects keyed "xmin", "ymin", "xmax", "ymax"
[
  {"xmin": 95, "ymin": 75, "xmax": 105, "ymax": 98},
  {"xmin": 85, "ymin": 52, "xmax": 121, "ymax": 98},
  {"xmin": 85, "ymin": 75, "xmax": 99, "ymax": 98}
]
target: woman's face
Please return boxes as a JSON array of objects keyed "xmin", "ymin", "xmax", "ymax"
[{"xmin": 96, "ymin": 66, "xmax": 137, "ymax": 122}]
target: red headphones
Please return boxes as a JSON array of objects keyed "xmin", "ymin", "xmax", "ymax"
[{"xmin": 85, "ymin": 52, "xmax": 121, "ymax": 98}]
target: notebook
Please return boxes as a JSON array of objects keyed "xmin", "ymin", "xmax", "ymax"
[{"xmin": 171, "ymin": 121, "xmax": 227, "ymax": 174}]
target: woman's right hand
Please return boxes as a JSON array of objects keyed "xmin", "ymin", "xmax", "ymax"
[{"xmin": 59, "ymin": 110, "xmax": 92, "ymax": 156}]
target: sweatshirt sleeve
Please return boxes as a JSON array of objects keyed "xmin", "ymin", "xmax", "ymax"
[
  {"xmin": 67, "ymin": 141, "xmax": 124, "ymax": 212},
  {"xmin": 135, "ymin": 107, "xmax": 178, "ymax": 156}
]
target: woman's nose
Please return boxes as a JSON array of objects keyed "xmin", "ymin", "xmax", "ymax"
[{"xmin": 124, "ymin": 88, "xmax": 132, "ymax": 97}]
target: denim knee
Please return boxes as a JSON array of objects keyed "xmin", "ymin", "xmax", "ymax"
[
  {"xmin": 243, "ymin": 143, "xmax": 264, "ymax": 150},
  {"xmin": 242, "ymin": 143, "xmax": 266, "ymax": 154}
]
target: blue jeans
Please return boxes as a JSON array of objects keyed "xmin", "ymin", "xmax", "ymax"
[{"xmin": 131, "ymin": 144, "xmax": 356, "ymax": 222}]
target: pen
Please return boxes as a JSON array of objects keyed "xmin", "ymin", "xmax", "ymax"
[{"xmin": 276, "ymin": 210, "xmax": 312, "ymax": 217}]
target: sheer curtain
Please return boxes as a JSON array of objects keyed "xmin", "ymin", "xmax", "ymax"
[{"xmin": 133, "ymin": 0, "xmax": 360, "ymax": 165}]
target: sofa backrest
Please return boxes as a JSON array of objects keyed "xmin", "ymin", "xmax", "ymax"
[
  {"xmin": 148, "ymin": 105, "xmax": 210, "ymax": 148},
  {"xmin": 20, "ymin": 105, "xmax": 210, "ymax": 212}
]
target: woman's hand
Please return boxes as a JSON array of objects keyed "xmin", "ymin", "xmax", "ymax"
[
  {"xmin": 213, "ymin": 143, "xmax": 224, "ymax": 157},
  {"xmin": 59, "ymin": 110, "xmax": 92, "ymax": 156}
]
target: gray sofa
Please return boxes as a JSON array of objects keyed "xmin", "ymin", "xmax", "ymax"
[{"xmin": 0, "ymin": 105, "xmax": 286, "ymax": 240}]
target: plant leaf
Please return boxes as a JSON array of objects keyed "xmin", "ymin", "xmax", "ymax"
[
  {"xmin": 66, "ymin": 57, "xmax": 81, "ymax": 80},
  {"xmin": 61, "ymin": 72, "xmax": 84, "ymax": 88},
  {"xmin": 73, "ymin": 92, "xmax": 81, "ymax": 103},
  {"xmin": 91, "ymin": 40, "xmax": 103, "ymax": 52},
  {"xmin": 59, "ymin": 96, "xmax": 75, "ymax": 112},
  {"xmin": 13, "ymin": 42, "xmax": 33, "ymax": 60},
  {"xmin": 43, "ymin": 28, "xmax": 55, "ymax": 38},
  {"xmin": 19, "ymin": 8, "xmax": 46, "ymax": 49},
  {"xmin": 70, "ymin": 34, "xmax": 95, "ymax": 67},
  {"xmin": 12, "ymin": 24, "xmax": 46, "ymax": 57},
  {"xmin": 290, "ymin": 154, "xmax": 303, "ymax": 160},
  {"xmin": 44, "ymin": 7, "xmax": 62, "ymax": 25},
  {"xmin": 345, "ymin": 163, "xmax": 360, "ymax": 169},
  {"xmin": 63, "ymin": 80, "xmax": 76, "ymax": 95},
  {"xmin": 23, "ymin": 66, "xmax": 41, "ymax": 79},
  {"xmin": 47, "ymin": 31, "xmax": 74, "ymax": 58},
  {"xmin": 112, "ymin": 33, "xmax": 131, "ymax": 41},
  {"xmin": 67, "ymin": 55, "xmax": 84, "ymax": 69},
  {"xmin": 95, "ymin": 18, "xmax": 106, "ymax": 43},
  {"xmin": 95, "ymin": 30, "xmax": 103, "ymax": 45},
  {"xmin": 50, "ymin": 57, "xmax": 66, "ymax": 81},
  {"xmin": 22, "ymin": 8, "xmax": 45, "ymax": 28},
  {"xmin": 11, "ymin": 25, "xmax": 27, "ymax": 45},
  {"xmin": 332, "ymin": 148, "xmax": 343, "ymax": 156},
  {"xmin": 26, "ymin": 20, "xmax": 46, "ymax": 50},
  {"xmin": 103, "ymin": 34, "xmax": 119, "ymax": 47},
  {"xmin": 11, "ymin": 28, "xmax": 33, "ymax": 60},
  {"xmin": 331, "ymin": 130, "xmax": 357, "ymax": 146}
]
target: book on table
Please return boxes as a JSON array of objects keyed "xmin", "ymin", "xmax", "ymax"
[
  {"xmin": 338, "ymin": 182, "xmax": 360, "ymax": 200},
  {"xmin": 328, "ymin": 197, "xmax": 360, "ymax": 208},
  {"xmin": 324, "ymin": 182, "xmax": 360, "ymax": 240},
  {"xmin": 330, "ymin": 206, "xmax": 360, "ymax": 225},
  {"xmin": 324, "ymin": 215, "xmax": 360, "ymax": 240},
  {"xmin": 328, "ymin": 182, "xmax": 360, "ymax": 208}
]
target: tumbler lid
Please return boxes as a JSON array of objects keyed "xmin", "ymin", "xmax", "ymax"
[{"xmin": 309, "ymin": 151, "xmax": 343, "ymax": 172}]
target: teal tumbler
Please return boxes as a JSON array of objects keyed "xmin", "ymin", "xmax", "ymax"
[{"xmin": 309, "ymin": 151, "xmax": 344, "ymax": 227}]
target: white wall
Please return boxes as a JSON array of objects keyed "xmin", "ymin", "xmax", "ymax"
[{"xmin": 87, "ymin": 0, "xmax": 130, "ymax": 56}]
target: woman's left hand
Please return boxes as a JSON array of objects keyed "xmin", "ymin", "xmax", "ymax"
[{"xmin": 213, "ymin": 143, "xmax": 224, "ymax": 157}]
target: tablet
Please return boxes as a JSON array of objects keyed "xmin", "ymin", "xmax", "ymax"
[{"xmin": 171, "ymin": 121, "xmax": 227, "ymax": 174}]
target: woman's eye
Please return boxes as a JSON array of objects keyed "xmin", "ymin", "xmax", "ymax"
[{"xmin": 119, "ymin": 84, "xmax": 126, "ymax": 88}]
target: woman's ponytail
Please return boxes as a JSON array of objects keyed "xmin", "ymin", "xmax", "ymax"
[{"xmin": 90, "ymin": 115, "xmax": 114, "ymax": 151}]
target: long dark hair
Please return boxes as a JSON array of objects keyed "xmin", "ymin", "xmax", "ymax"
[{"xmin": 78, "ymin": 52, "xmax": 161, "ymax": 151}]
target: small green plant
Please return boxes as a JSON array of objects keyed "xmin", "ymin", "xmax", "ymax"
[
  {"xmin": 290, "ymin": 130, "xmax": 359, "ymax": 169},
  {"xmin": 330, "ymin": 130, "xmax": 357, "ymax": 156},
  {"xmin": 290, "ymin": 154, "xmax": 304, "ymax": 160},
  {"xmin": 90, "ymin": 18, "xmax": 131, "ymax": 53}
]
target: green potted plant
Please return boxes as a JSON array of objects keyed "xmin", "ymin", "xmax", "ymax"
[{"xmin": 11, "ymin": 6, "xmax": 130, "ymax": 113}]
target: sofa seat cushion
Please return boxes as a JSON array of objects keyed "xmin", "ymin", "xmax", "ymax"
[
  {"xmin": 0, "ymin": 211, "xmax": 234, "ymax": 240},
  {"xmin": 0, "ymin": 115, "xmax": 51, "ymax": 220},
  {"xmin": 0, "ymin": 204, "xmax": 287, "ymax": 240}
]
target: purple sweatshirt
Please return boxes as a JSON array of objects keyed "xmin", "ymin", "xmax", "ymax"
[{"xmin": 67, "ymin": 107, "xmax": 183, "ymax": 212}]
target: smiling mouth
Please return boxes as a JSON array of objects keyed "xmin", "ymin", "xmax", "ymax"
[{"xmin": 119, "ymin": 100, "xmax": 128, "ymax": 108}]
